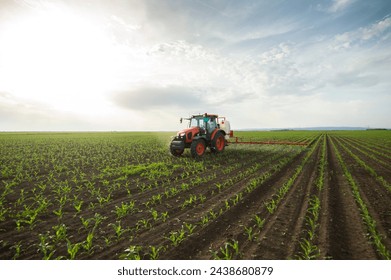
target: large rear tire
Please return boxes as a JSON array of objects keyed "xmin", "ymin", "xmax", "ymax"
[
  {"xmin": 190, "ymin": 139, "xmax": 206, "ymax": 158},
  {"xmin": 211, "ymin": 131, "xmax": 225, "ymax": 153}
]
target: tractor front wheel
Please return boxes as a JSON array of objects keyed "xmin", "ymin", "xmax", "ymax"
[
  {"xmin": 170, "ymin": 146, "xmax": 184, "ymax": 156},
  {"xmin": 191, "ymin": 139, "xmax": 206, "ymax": 158}
]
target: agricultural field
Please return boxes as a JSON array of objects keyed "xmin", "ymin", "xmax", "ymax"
[{"xmin": 0, "ymin": 130, "xmax": 390, "ymax": 260}]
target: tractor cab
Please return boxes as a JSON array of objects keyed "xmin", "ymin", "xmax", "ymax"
[{"xmin": 187, "ymin": 114, "xmax": 218, "ymax": 134}]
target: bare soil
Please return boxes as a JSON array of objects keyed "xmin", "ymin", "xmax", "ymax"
[{"xmin": 1, "ymin": 133, "xmax": 390, "ymax": 260}]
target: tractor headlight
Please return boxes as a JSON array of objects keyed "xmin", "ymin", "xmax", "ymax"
[{"xmin": 179, "ymin": 132, "xmax": 186, "ymax": 139}]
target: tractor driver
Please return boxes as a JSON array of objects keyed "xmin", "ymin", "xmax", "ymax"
[{"xmin": 205, "ymin": 117, "xmax": 217, "ymax": 133}]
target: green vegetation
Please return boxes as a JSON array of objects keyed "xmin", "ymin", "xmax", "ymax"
[
  {"xmin": 330, "ymin": 137, "xmax": 391, "ymax": 260},
  {"xmin": 0, "ymin": 130, "xmax": 389, "ymax": 259},
  {"xmin": 211, "ymin": 239, "xmax": 240, "ymax": 260}
]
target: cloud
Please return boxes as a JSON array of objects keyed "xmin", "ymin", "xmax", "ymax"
[
  {"xmin": 236, "ymin": 91, "xmax": 389, "ymax": 129},
  {"xmin": 326, "ymin": 50, "xmax": 391, "ymax": 88},
  {"xmin": 259, "ymin": 43, "xmax": 292, "ymax": 64},
  {"xmin": 1, "ymin": 0, "xmax": 390, "ymax": 130},
  {"xmin": 112, "ymin": 86, "xmax": 206, "ymax": 111},
  {"xmin": 0, "ymin": 92, "xmax": 92, "ymax": 130},
  {"xmin": 110, "ymin": 15, "xmax": 141, "ymax": 32},
  {"xmin": 112, "ymin": 84, "xmax": 257, "ymax": 114},
  {"xmin": 331, "ymin": 16, "xmax": 391, "ymax": 49},
  {"xmin": 317, "ymin": 0, "xmax": 356, "ymax": 13},
  {"xmin": 360, "ymin": 16, "xmax": 391, "ymax": 40},
  {"xmin": 329, "ymin": 0, "xmax": 355, "ymax": 13},
  {"xmin": 148, "ymin": 40, "xmax": 217, "ymax": 61},
  {"xmin": 0, "ymin": 91, "xmax": 141, "ymax": 131},
  {"xmin": 332, "ymin": 72, "xmax": 380, "ymax": 88},
  {"xmin": 12, "ymin": 0, "xmax": 47, "ymax": 9}
]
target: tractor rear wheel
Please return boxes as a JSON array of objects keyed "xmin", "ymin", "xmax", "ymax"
[
  {"xmin": 211, "ymin": 131, "xmax": 225, "ymax": 153},
  {"xmin": 191, "ymin": 139, "xmax": 206, "ymax": 158}
]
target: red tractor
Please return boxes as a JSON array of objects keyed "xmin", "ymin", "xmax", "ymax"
[{"xmin": 170, "ymin": 113, "xmax": 233, "ymax": 158}]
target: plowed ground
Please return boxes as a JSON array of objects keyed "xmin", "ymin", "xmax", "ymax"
[{"xmin": 0, "ymin": 131, "xmax": 390, "ymax": 259}]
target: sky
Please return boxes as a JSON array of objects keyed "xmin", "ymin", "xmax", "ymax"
[{"xmin": 0, "ymin": 0, "xmax": 390, "ymax": 131}]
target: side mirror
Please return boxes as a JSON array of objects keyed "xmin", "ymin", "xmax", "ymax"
[{"xmin": 180, "ymin": 118, "xmax": 183, "ymax": 123}]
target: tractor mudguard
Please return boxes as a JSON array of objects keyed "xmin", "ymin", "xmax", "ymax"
[
  {"xmin": 192, "ymin": 135, "xmax": 207, "ymax": 142},
  {"xmin": 210, "ymin": 128, "xmax": 225, "ymax": 141}
]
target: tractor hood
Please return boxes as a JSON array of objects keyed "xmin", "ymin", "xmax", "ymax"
[
  {"xmin": 177, "ymin": 127, "xmax": 199, "ymax": 136},
  {"xmin": 177, "ymin": 127, "xmax": 200, "ymax": 142}
]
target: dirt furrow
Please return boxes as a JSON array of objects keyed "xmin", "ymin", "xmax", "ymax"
[
  {"xmin": 158, "ymin": 140, "xmax": 319, "ymax": 259},
  {"xmin": 89, "ymin": 146, "xmax": 303, "ymax": 259},
  {"xmin": 332, "ymin": 137, "xmax": 391, "ymax": 250},
  {"xmin": 324, "ymin": 135, "xmax": 378, "ymax": 259},
  {"xmin": 337, "ymin": 137, "xmax": 391, "ymax": 182},
  {"xmin": 316, "ymin": 138, "xmax": 331, "ymax": 259},
  {"xmin": 342, "ymin": 137, "xmax": 391, "ymax": 160},
  {"xmin": 248, "ymin": 140, "xmax": 321, "ymax": 259}
]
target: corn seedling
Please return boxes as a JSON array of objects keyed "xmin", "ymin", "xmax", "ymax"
[
  {"xmin": 150, "ymin": 209, "xmax": 159, "ymax": 221},
  {"xmin": 103, "ymin": 236, "xmax": 112, "ymax": 246},
  {"xmin": 211, "ymin": 239, "xmax": 240, "ymax": 260},
  {"xmin": 53, "ymin": 224, "xmax": 67, "ymax": 243},
  {"xmin": 114, "ymin": 200, "xmax": 136, "ymax": 219},
  {"xmin": 166, "ymin": 228, "xmax": 186, "ymax": 246},
  {"xmin": 73, "ymin": 200, "xmax": 83, "ymax": 213},
  {"xmin": 80, "ymin": 216, "xmax": 91, "ymax": 231},
  {"xmin": 215, "ymin": 183, "xmax": 223, "ymax": 193},
  {"xmin": 184, "ymin": 223, "xmax": 197, "ymax": 235},
  {"xmin": 297, "ymin": 239, "xmax": 320, "ymax": 260},
  {"xmin": 0, "ymin": 205, "xmax": 8, "ymax": 222},
  {"xmin": 198, "ymin": 194, "xmax": 206, "ymax": 204},
  {"xmin": 11, "ymin": 241, "xmax": 22, "ymax": 260},
  {"xmin": 200, "ymin": 215, "xmax": 209, "ymax": 226},
  {"xmin": 181, "ymin": 183, "xmax": 190, "ymax": 191},
  {"xmin": 67, "ymin": 240, "xmax": 81, "ymax": 260},
  {"xmin": 181, "ymin": 194, "xmax": 197, "ymax": 209},
  {"xmin": 137, "ymin": 218, "xmax": 151, "ymax": 230},
  {"xmin": 253, "ymin": 215, "xmax": 265, "ymax": 230},
  {"xmin": 244, "ymin": 226, "xmax": 255, "ymax": 241},
  {"xmin": 97, "ymin": 193, "xmax": 111, "ymax": 206},
  {"xmin": 265, "ymin": 199, "xmax": 277, "ymax": 214},
  {"xmin": 15, "ymin": 219, "xmax": 22, "ymax": 231},
  {"xmin": 53, "ymin": 207, "xmax": 63, "ymax": 219},
  {"xmin": 120, "ymin": 245, "xmax": 143, "ymax": 260},
  {"xmin": 38, "ymin": 233, "xmax": 55, "ymax": 260},
  {"xmin": 231, "ymin": 193, "xmax": 242, "ymax": 206},
  {"xmin": 151, "ymin": 194, "xmax": 162, "ymax": 205},
  {"xmin": 110, "ymin": 221, "xmax": 126, "ymax": 240},
  {"xmin": 82, "ymin": 231, "xmax": 94, "ymax": 253},
  {"xmin": 209, "ymin": 210, "xmax": 217, "ymax": 219},
  {"xmin": 160, "ymin": 211, "xmax": 169, "ymax": 222},
  {"xmin": 224, "ymin": 200, "xmax": 230, "ymax": 211},
  {"xmin": 149, "ymin": 245, "xmax": 165, "ymax": 260}
]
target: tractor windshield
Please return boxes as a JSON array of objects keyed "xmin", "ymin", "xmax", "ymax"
[
  {"xmin": 189, "ymin": 118, "xmax": 197, "ymax": 127},
  {"xmin": 189, "ymin": 117, "xmax": 205, "ymax": 128}
]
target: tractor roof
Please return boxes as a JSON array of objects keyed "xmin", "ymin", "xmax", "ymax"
[{"xmin": 191, "ymin": 113, "xmax": 219, "ymax": 118}]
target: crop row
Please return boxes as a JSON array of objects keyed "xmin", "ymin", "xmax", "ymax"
[
  {"xmin": 333, "ymin": 137, "xmax": 390, "ymax": 192},
  {"xmin": 120, "ymin": 145, "xmax": 305, "ymax": 259},
  {"xmin": 1, "ymin": 132, "xmax": 307, "ymax": 259},
  {"xmin": 330, "ymin": 137, "xmax": 390, "ymax": 259},
  {"xmin": 295, "ymin": 134, "xmax": 327, "ymax": 259},
  {"xmin": 1, "ymin": 130, "xmax": 389, "ymax": 260},
  {"xmin": 205, "ymin": 135, "xmax": 323, "ymax": 259}
]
